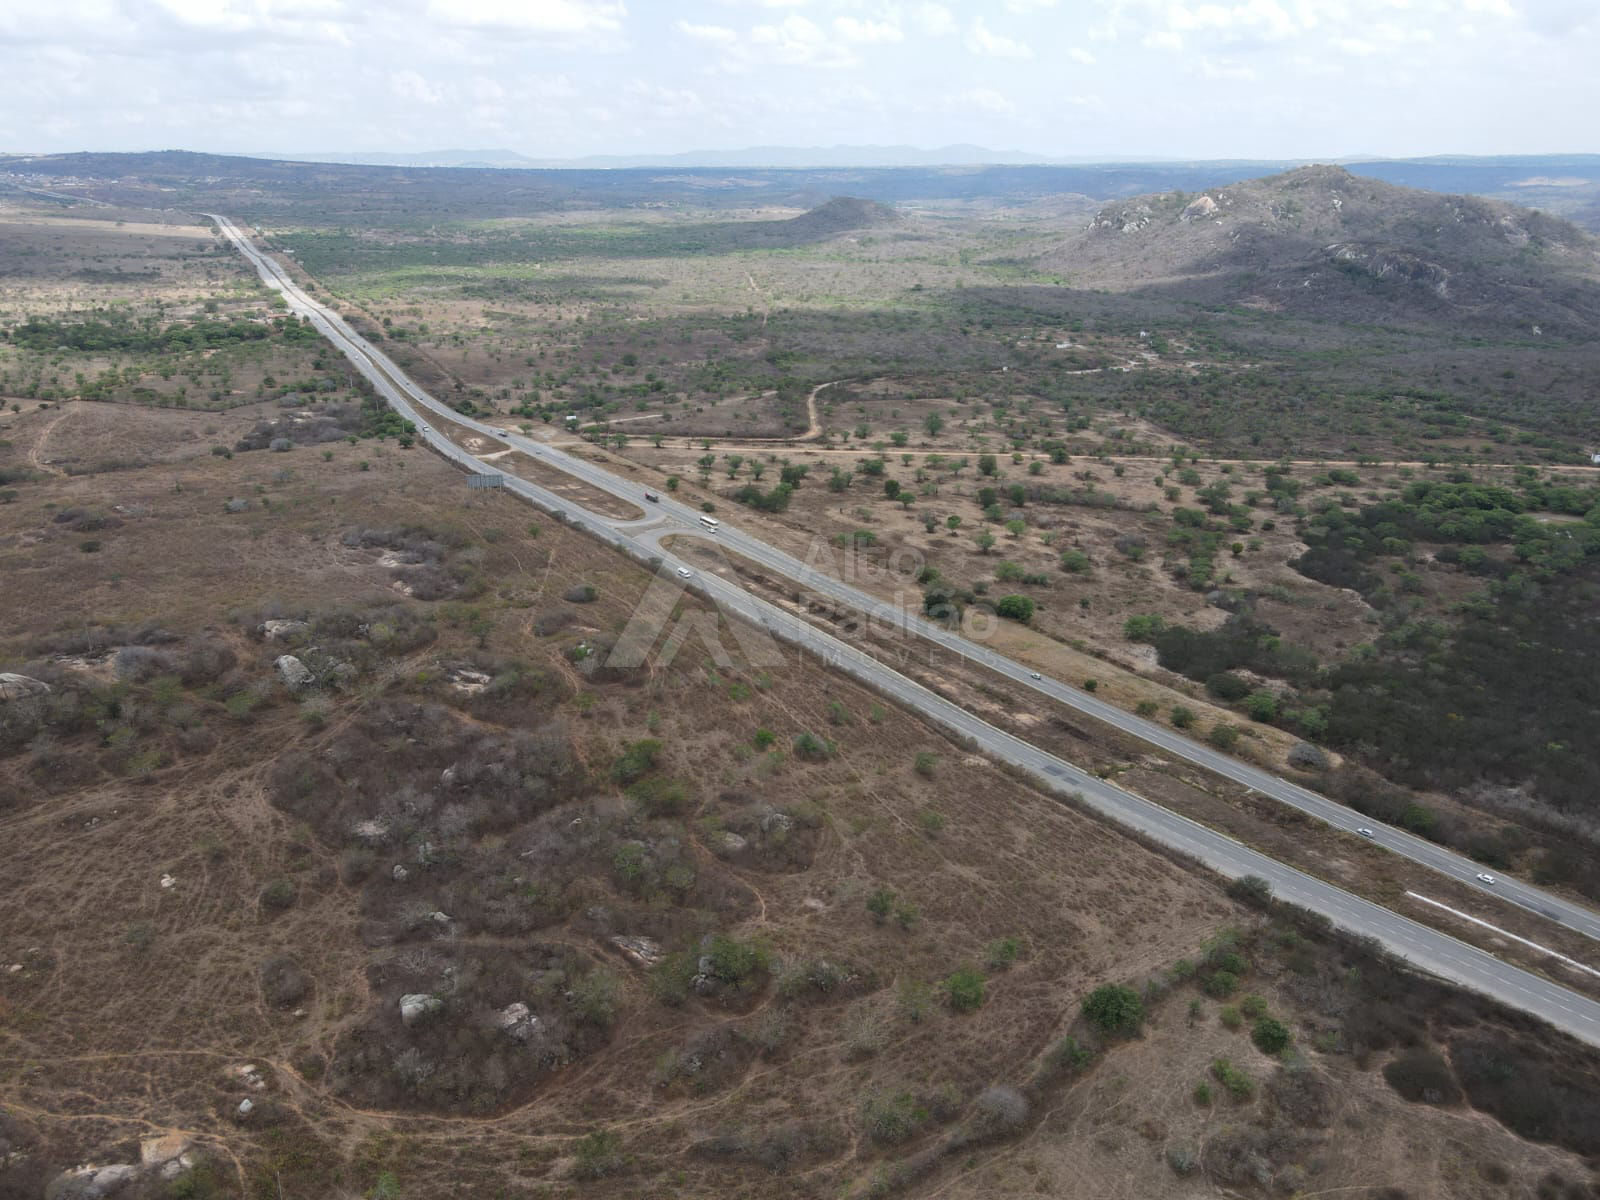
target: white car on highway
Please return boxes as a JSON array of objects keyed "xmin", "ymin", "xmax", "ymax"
[
  {"xmin": 675, "ymin": 567, "xmax": 693, "ymax": 579},
  {"xmin": 1476, "ymin": 873, "xmax": 1497, "ymax": 885}
]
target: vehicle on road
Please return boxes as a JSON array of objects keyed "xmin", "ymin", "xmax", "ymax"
[
  {"xmin": 644, "ymin": 491, "xmax": 660, "ymax": 502},
  {"xmin": 698, "ymin": 515, "xmax": 719, "ymax": 530},
  {"xmin": 1477, "ymin": 873, "xmax": 1497, "ymax": 885},
  {"xmin": 675, "ymin": 567, "xmax": 693, "ymax": 579},
  {"xmin": 1029, "ymin": 671, "xmax": 1042, "ymax": 680},
  {"xmin": 1357, "ymin": 827, "xmax": 1375, "ymax": 838},
  {"xmin": 492, "ymin": 428, "xmax": 508, "ymax": 436}
]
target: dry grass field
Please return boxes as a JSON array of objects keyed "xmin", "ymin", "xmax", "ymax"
[{"xmin": 3, "ymin": 205, "xmax": 1600, "ymax": 1200}]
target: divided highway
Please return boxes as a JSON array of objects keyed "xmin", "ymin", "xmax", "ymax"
[{"xmin": 210, "ymin": 214, "xmax": 1600, "ymax": 1045}]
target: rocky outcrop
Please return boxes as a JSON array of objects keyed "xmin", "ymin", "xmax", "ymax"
[
  {"xmin": 0, "ymin": 673, "xmax": 50, "ymax": 702},
  {"xmin": 274, "ymin": 654, "xmax": 313, "ymax": 691},
  {"xmin": 400, "ymin": 993, "xmax": 442, "ymax": 1026}
]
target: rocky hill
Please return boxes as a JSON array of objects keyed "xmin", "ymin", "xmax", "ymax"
[{"xmin": 1036, "ymin": 165, "xmax": 1600, "ymax": 336}]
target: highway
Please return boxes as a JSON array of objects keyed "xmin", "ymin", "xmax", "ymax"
[{"xmin": 210, "ymin": 213, "xmax": 1600, "ymax": 1045}]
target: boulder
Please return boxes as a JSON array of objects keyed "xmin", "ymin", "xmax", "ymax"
[
  {"xmin": 259, "ymin": 619, "xmax": 309, "ymax": 642},
  {"xmin": 274, "ymin": 655, "xmax": 313, "ymax": 691},
  {"xmin": 713, "ymin": 832, "xmax": 748, "ymax": 858},
  {"xmin": 610, "ymin": 935, "xmax": 664, "ymax": 967},
  {"xmin": 139, "ymin": 1134, "xmax": 191, "ymax": 1169},
  {"xmin": 45, "ymin": 1163, "xmax": 137, "ymax": 1199},
  {"xmin": 0, "ymin": 673, "xmax": 50, "ymax": 702},
  {"xmin": 495, "ymin": 1001, "xmax": 541, "ymax": 1040},
  {"xmin": 399, "ymin": 993, "xmax": 442, "ymax": 1026}
]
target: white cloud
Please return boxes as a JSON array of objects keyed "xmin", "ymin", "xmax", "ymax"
[
  {"xmin": 957, "ymin": 86, "xmax": 1016, "ymax": 115},
  {"xmin": 834, "ymin": 15, "xmax": 902, "ymax": 44},
  {"xmin": 675, "ymin": 19, "xmax": 739, "ymax": 44},
  {"xmin": 749, "ymin": 13, "xmax": 855, "ymax": 66},
  {"xmin": 912, "ymin": 3, "xmax": 957, "ymax": 36},
  {"xmin": 424, "ymin": 0, "xmax": 626, "ymax": 36},
  {"xmin": 967, "ymin": 17, "xmax": 1033, "ymax": 57},
  {"xmin": 1068, "ymin": 45, "xmax": 1095, "ymax": 63},
  {"xmin": 390, "ymin": 69, "xmax": 444, "ymax": 105},
  {"xmin": 1003, "ymin": 0, "xmax": 1058, "ymax": 11}
]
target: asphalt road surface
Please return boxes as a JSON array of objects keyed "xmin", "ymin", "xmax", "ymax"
[{"xmin": 210, "ymin": 214, "xmax": 1600, "ymax": 1045}]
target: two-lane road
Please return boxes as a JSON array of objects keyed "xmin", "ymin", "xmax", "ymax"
[{"xmin": 210, "ymin": 214, "xmax": 1600, "ymax": 1045}]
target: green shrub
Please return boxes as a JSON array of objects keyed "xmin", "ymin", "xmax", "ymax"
[
  {"xmin": 1211, "ymin": 1057, "xmax": 1254, "ymax": 1100},
  {"xmin": 572, "ymin": 1130, "xmax": 625, "ymax": 1179},
  {"xmin": 1208, "ymin": 723, "xmax": 1241, "ymax": 751},
  {"xmin": 792, "ymin": 731, "xmax": 833, "ymax": 761},
  {"xmin": 612, "ymin": 737, "xmax": 663, "ymax": 783},
  {"xmin": 1192, "ymin": 1081, "xmax": 1212, "ymax": 1106},
  {"xmin": 1240, "ymin": 994, "xmax": 1268, "ymax": 1019},
  {"xmin": 995, "ymin": 594, "xmax": 1035, "ymax": 623},
  {"xmin": 913, "ymin": 751, "xmax": 937, "ymax": 778},
  {"xmin": 1206, "ymin": 971, "xmax": 1240, "ymax": 999},
  {"xmin": 1219, "ymin": 1005, "xmax": 1242, "ymax": 1030},
  {"xmin": 1170, "ymin": 705, "xmax": 1196, "ymax": 729},
  {"xmin": 627, "ymin": 775, "xmax": 689, "ymax": 818},
  {"xmin": 1083, "ymin": 983, "xmax": 1144, "ymax": 1035},
  {"xmin": 866, "ymin": 887, "xmax": 896, "ymax": 924},
  {"xmin": 1252, "ymin": 1017, "xmax": 1291, "ymax": 1055},
  {"xmin": 986, "ymin": 937, "xmax": 1023, "ymax": 970},
  {"xmin": 945, "ymin": 967, "xmax": 987, "ymax": 1013},
  {"xmin": 861, "ymin": 1090, "xmax": 928, "ymax": 1145}
]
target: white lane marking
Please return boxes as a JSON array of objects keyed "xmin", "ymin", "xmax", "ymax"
[{"xmin": 1406, "ymin": 891, "xmax": 1600, "ymax": 979}]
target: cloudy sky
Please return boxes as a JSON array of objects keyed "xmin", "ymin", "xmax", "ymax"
[{"xmin": 2, "ymin": 0, "xmax": 1596, "ymax": 160}]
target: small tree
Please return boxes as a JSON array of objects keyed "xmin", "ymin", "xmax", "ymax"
[
  {"xmin": 1251, "ymin": 1017, "xmax": 1291, "ymax": 1055},
  {"xmin": 995, "ymin": 594, "xmax": 1035, "ymax": 622},
  {"xmin": 945, "ymin": 967, "xmax": 987, "ymax": 1013},
  {"xmin": 1083, "ymin": 984, "xmax": 1144, "ymax": 1036}
]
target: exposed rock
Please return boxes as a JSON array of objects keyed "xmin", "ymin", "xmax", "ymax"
[
  {"xmin": 45, "ymin": 1162, "xmax": 138, "ymax": 1199},
  {"xmin": 495, "ymin": 1001, "xmax": 541, "ymax": 1040},
  {"xmin": 1181, "ymin": 194, "xmax": 1219, "ymax": 221},
  {"xmin": 400, "ymin": 993, "xmax": 443, "ymax": 1026},
  {"xmin": 227, "ymin": 1062, "xmax": 267, "ymax": 1091},
  {"xmin": 159, "ymin": 873, "xmax": 176, "ymax": 891},
  {"xmin": 391, "ymin": 863, "xmax": 410, "ymax": 883},
  {"xmin": 0, "ymin": 673, "xmax": 50, "ymax": 702},
  {"xmin": 713, "ymin": 831, "xmax": 748, "ymax": 858},
  {"xmin": 139, "ymin": 1134, "xmax": 191, "ymax": 1169},
  {"xmin": 610, "ymin": 934, "xmax": 664, "ymax": 967},
  {"xmin": 236, "ymin": 1099, "xmax": 254, "ymax": 1119},
  {"xmin": 447, "ymin": 667, "xmax": 493, "ymax": 694},
  {"xmin": 259, "ymin": 619, "xmax": 309, "ymax": 641},
  {"xmin": 757, "ymin": 809, "xmax": 793, "ymax": 836},
  {"xmin": 274, "ymin": 654, "xmax": 313, "ymax": 691},
  {"xmin": 351, "ymin": 819, "xmax": 388, "ymax": 843}
]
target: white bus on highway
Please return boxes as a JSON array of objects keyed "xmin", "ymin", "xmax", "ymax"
[{"xmin": 698, "ymin": 515, "xmax": 720, "ymax": 531}]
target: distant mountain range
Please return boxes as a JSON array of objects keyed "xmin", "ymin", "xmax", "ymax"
[
  {"xmin": 7, "ymin": 148, "xmax": 1600, "ymax": 232},
  {"xmin": 266, "ymin": 145, "xmax": 1067, "ymax": 169}
]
